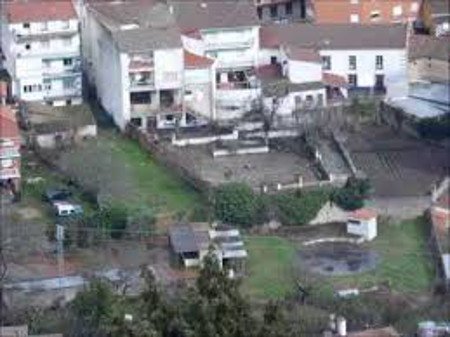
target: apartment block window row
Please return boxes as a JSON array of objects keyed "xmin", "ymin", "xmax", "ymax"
[
  {"xmin": 376, "ymin": 55, "xmax": 383, "ymax": 70},
  {"xmin": 23, "ymin": 84, "xmax": 42, "ymax": 93}
]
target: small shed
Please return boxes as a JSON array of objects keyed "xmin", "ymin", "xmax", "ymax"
[
  {"xmin": 168, "ymin": 225, "xmax": 209, "ymax": 268},
  {"xmin": 347, "ymin": 208, "xmax": 378, "ymax": 241}
]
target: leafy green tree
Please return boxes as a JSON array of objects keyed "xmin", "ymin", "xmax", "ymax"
[
  {"xmin": 69, "ymin": 279, "xmax": 118, "ymax": 337},
  {"xmin": 213, "ymin": 183, "xmax": 261, "ymax": 227},
  {"xmin": 96, "ymin": 203, "xmax": 128, "ymax": 239},
  {"xmin": 257, "ymin": 301, "xmax": 293, "ymax": 337},
  {"xmin": 332, "ymin": 178, "xmax": 371, "ymax": 211}
]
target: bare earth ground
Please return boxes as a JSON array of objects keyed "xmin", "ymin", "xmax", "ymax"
[
  {"xmin": 345, "ymin": 125, "xmax": 450, "ymax": 197},
  {"xmin": 168, "ymin": 144, "xmax": 319, "ymax": 188}
]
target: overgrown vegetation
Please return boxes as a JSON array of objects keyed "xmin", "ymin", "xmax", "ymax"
[
  {"xmin": 213, "ymin": 183, "xmax": 330, "ymax": 227},
  {"xmin": 415, "ymin": 113, "xmax": 450, "ymax": 140},
  {"xmin": 332, "ymin": 177, "xmax": 371, "ymax": 211}
]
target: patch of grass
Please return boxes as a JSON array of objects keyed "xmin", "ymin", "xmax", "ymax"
[
  {"xmin": 330, "ymin": 217, "xmax": 435, "ymax": 293},
  {"xmin": 55, "ymin": 130, "xmax": 204, "ymax": 218},
  {"xmin": 241, "ymin": 236, "xmax": 297, "ymax": 300}
]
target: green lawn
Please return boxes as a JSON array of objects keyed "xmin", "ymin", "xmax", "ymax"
[
  {"xmin": 55, "ymin": 130, "xmax": 203, "ymax": 217},
  {"xmin": 241, "ymin": 236, "xmax": 297, "ymax": 300},
  {"xmin": 330, "ymin": 217, "xmax": 435, "ymax": 293}
]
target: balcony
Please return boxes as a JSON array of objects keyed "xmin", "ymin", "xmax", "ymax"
[
  {"xmin": 42, "ymin": 65, "xmax": 81, "ymax": 78},
  {"xmin": 0, "ymin": 167, "xmax": 20, "ymax": 180},
  {"xmin": 129, "ymin": 72, "xmax": 154, "ymax": 91},
  {"xmin": 205, "ymin": 38, "xmax": 255, "ymax": 51},
  {"xmin": 0, "ymin": 147, "xmax": 20, "ymax": 160},
  {"xmin": 44, "ymin": 87, "xmax": 82, "ymax": 99}
]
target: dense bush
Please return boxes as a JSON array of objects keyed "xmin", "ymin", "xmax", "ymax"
[
  {"xmin": 332, "ymin": 177, "xmax": 371, "ymax": 211},
  {"xmin": 273, "ymin": 190, "xmax": 330, "ymax": 226},
  {"xmin": 213, "ymin": 183, "xmax": 329, "ymax": 227},
  {"xmin": 416, "ymin": 113, "xmax": 450, "ymax": 140},
  {"xmin": 213, "ymin": 183, "xmax": 261, "ymax": 227}
]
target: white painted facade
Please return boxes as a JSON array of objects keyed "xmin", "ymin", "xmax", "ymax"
[
  {"xmin": 84, "ymin": 9, "xmax": 185, "ymax": 130},
  {"xmin": 319, "ymin": 49, "xmax": 408, "ymax": 96},
  {"xmin": 285, "ymin": 59, "xmax": 323, "ymax": 83},
  {"xmin": 184, "ymin": 65, "xmax": 216, "ymax": 120},
  {"xmin": 1, "ymin": 17, "xmax": 82, "ymax": 105},
  {"xmin": 347, "ymin": 216, "xmax": 378, "ymax": 241}
]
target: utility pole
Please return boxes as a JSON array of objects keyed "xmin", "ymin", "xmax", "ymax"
[{"xmin": 55, "ymin": 224, "xmax": 65, "ymax": 288}]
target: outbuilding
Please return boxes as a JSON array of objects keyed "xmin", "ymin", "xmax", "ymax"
[{"xmin": 347, "ymin": 208, "xmax": 378, "ymax": 241}]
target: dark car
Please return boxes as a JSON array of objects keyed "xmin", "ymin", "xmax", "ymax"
[{"xmin": 43, "ymin": 188, "xmax": 72, "ymax": 202}]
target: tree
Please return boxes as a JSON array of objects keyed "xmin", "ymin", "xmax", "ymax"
[
  {"xmin": 332, "ymin": 177, "xmax": 372, "ymax": 211},
  {"xmin": 69, "ymin": 279, "xmax": 118, "ymax": 337},
  {"xmin": 213, "ymin": 183, "xmax": 261, "ymax": 227},
  {"xmin": 257, "ymin": 301, "xmax": 293, "ymax": 337}
]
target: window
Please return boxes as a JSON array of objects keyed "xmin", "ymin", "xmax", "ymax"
[
  {"xmin": 43, "ymin": 59, "xmax": 51, "ymax": 68},
  {"xmin": 66, "ymin": 100, "xmax": 72, "ymax": 106},
  {"xmin": 23, "ymin": 84, "xmax": 42, "ymax": 93},
  {"xmin": 375, "ymin": 74, "xmax": 384, "ymax": 88},
  {"xmin": 25, "ymin": 44, "xmax": 31, "ymax": 50},
  {"xmin": 317, "ymin": 93, "xmax": 324, "ymax": 106},
  {"xmin": 270, "ymin": 5, "xmax": 278, "ymax": 18},
  {"xmin": 348, "ymin": 55, "xmax": 357, "ymax": 70},
  {"xmin": 348, "ymin": 74, "xmax": 358, "ymax": 87},
  {"xmin": 63, "ymin": 78, "xmax": 75, "ymax": 89},
  {"xmin": 375, "ymin": 55, "xmax": 383, "ymax": 70},
  {"xmin": 294, "ymin": 95, "xmax": 302, "ymax": 108},
  {"xmin": 322, "ymin": 56, "xmax": 331, "ymax": 70},
  {"xmin": 370, "ymin": 11, "xmax": 381, "ymax": 21},
  {"xmin": 392, "ymin": 5, "xmax": 402, "ymax": 17},
  {"xmin": 23, "ymin": 22, "xmax": 30, "ymax": 29},
  {"xmin": 130, "ymin": 91, "xmax": 151, "ymax": 104},
  {"xmin": 63, "ymin": 38, "xmax": 72, "ymax": 47},
  {"xmin": 44, "ymin": 80, "xmax": 51, "ymax": 91},
  {"xmin": 63, "ymin": 58, "xmax": 73, "ymax": 66},
  {"xmin": 257, "ymin": 7, "xmax": 262, "ymax": 19},
  {"xmin": 350, "ymin": 14, "xmax": 359, "ymax": 23},
  {"xmin": 270, "ymin": 56, "xmax": 278, "ymax": 65},
  {"xmin": 286, "ymin": 2, "xmax": 293, "ymax": 15}
]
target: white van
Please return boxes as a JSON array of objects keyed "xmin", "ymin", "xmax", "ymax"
[{"xmin": 53, "ymin": 201, "xmax": 83, "ymax": 217}]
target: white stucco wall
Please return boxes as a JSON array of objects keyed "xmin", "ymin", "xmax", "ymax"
[
  {"xmin": 154, "ymin": 48, "xmax": 184, "ymax": 90},
  {"xmin": 181, "ymin": 35, "xmax": 205, "ymax": 56},
  {"xmin": 319, "ymin": 48, "xmax": 407, "ymax": 95},
  {"xmin": 184, "ymin": 66, "xmax": 215, "ymax": 119},
  {"xmin": 287, "ymin": 60, "xmax": 323, "ymax": 83},
  {"xmin": 202, "ymin": 26, "xmax": 259, "ymax": 69}
]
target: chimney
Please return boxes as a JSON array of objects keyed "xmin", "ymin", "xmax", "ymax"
[{"xmin": 337, "ymin": 317, "xmax": 347, "ymax": 337}]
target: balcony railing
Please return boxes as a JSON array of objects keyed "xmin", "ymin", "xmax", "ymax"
[
  {"xmin": 130, "ymin": 78, "xmax": 155, "ymax": 88},
  {"xmin": 205, "ymin": 38, "xmax": 254, "ymax": 51},
  {"xmin": 0, "ymin": 147, "xmax": 20, "ymax": 159},
  {"xmin": 0, "ymin": 167, "xmax": 20, "ymax": 179}
]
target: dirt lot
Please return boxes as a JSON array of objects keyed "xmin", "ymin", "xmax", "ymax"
[
  {"xmin": 345, "ymin": 125, "xmax": 450, "ymax": 197},
  {"xmin": 168, "ymin": 142, "xmax": 319, "ymax": 189}
]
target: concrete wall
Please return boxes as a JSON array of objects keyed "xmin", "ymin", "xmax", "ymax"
[
  {"xmin": 154, "ymin": 48, "xmax": 184, "ymax": 90},
  {"xmin": 409, "ymin": 58, "xmax": 450, "ymax": 83},
  {"xmin": 347, "ymin": 217, "xmax": 377, "ymax": 241},
  {"xmin": 320, "ymin": 48, "xmax": 407, "ymax": 95},
  {"xmin": 263, "ymin": 88, "xmax": 327, "ymax": 116},
  {"xmin": 184, "ymin": 66, "xmax": 215, "ymax": 120}
]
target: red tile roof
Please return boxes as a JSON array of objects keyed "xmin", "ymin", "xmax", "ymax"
[
  {"xmin": 260, "ymin": 26, "xmax": 280, "ymax": 49},
  {"xmin": 6, "ymin": 1, "xmax": 77, "ymax": 23},
  {"xmin": 349, "ymin": 208, "xmax": 377, "ymax": 221},
  {"xmin": 323, "ymin": 72, "xmax": 348, "ymax": 87},
  {"xmin": 184, "ymin": 51, "xmax": 214, "ymax": 69},
  {"xmin": 285, "ymin": 46, "xmax": 321, "ymax": 62},
  {"xmin": 0, "ymin": 106, "xmax": 19, "ymax": 140}
]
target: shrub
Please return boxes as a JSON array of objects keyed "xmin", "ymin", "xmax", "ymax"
[
  {"xmin": 416, "ymin": 113, "xmax": 450, "ymax": 140},
  {"xmin": 96, "ymin": 203, "xmax": 129, "ymax": 239},
  {"xmin": 273, "ymin": 190, "xmax": 329, "ymax": 226},
  {"xmin": 332, "ymin": 177, "xmax": 371, "ymax": 211},
  {"xmin": 213, "ymin": 183, "xmax": 261, "ymax": 227}
]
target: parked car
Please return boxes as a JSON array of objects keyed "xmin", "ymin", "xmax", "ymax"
[
  {"xmin": 53, "ymin": 201, "xmax": 83, "ymax": 217},
  {"xmin": 43, "ymin": 188, "xmax": 72, "ymax": 202}
]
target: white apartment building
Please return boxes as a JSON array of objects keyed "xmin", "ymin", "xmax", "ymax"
[
  {"xmin": 173, "ymin": 1, "xmax": 261, "ymax": 120},
  {"xmin": 84, "ymin": 2, "xmax": 187, "ymax": 130},
  {"xmin": 260, "ymin": 23, "xmax": 408, "ymax": 99},
  {"xmin": 1, "ymin": 1, "xmax": 82, "ymax": 106}
]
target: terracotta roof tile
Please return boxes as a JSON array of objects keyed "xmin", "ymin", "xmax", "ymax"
[
  {"xmin": 6, "ymin": 0, "xmax": 77, "ymax": 23},
  {"xmin": 323, "ymin": 72, "xmax": 348, "ymax": 87},
  {"xmin": 184, "ymin": 50, "xmax": 214, "ymax": 68},
  {"xmin": 285, "ymin": 46, "xmax": 321, "ymax": 62},
  {"xmin": 0, "ymin": 106, "xmax": 19, "ymax": 140},
  {"xmin": 349, "ymin": 208, "xmax": 377, "ymax": 221}
]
